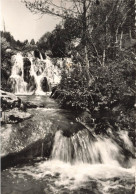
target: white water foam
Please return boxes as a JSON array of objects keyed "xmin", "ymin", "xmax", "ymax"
[
  {"xmin": 51, "ymin": 130, "xmax": 123, "ymax": 166},
  {"xmin": 10, "ymin": 53, "xmax": 61, "ymax": 95},
  {"xmin": 9, "ymin": 160, "xmax": 135, "ymax": 193}
]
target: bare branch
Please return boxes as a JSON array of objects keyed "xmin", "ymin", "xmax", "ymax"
[{"xmin": 73, "ymin": 0, "xmax": 82, "ymax": 15}]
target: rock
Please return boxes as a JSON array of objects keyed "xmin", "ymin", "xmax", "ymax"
[
  {"xmin": 1, "ymin": 109, "xmax": 32, "ymax": 124},
  {"xmin": 41, "ymin": 51, "xmax": 46, "ymax": 59},
  {"xmin": 1, "ymin": 90, "xmax": 18, "ymax": 102},
  {"xmin": 27, "ymin": 76, "xmax": 36, "ymax": 92},
  {"xmin": 25, "ymin": 102, "xmax": 38, "ymax": 108},
  {"xmin": 34, "ymin": 49, "xmax": 41, "ymax": 59},
  {"xmin": 7, "ymin": 77, "xmax": 17, "ymax": 93},
  {"xmin": 24, "ymin": 101, "xmax": 44, "ymax": 108},
  {"xmin": 41, "ymin": 77, "xmax": 49, "ymax": 92},
  {"xmin": 1, "ymin": 90, "xmax": 21, "ymax": 110},
  {"xmin": 0, "ymin": 90, "xmax": 32, "ymax": 124},
  {"xmin": 23, "ymin": 57, "xmax": 31, "ymax": 83},
  {"xmin": 1, "ymin": 133, "xmax": 54, "ymax": 170}
]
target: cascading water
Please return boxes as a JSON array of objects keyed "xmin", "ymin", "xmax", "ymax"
[
  {"xmin": 30, "ymin": 55, "xmax": 61, "ymax": 95},
  {"xmin": 9, "ymin": 52, "xmax": 61, "ymax": 95},
  {"xmin": 10, "ymin": 53, "xmax": 27, "ymax": 94},
  {"xmin": 3, "ymin": 127, "xmax": 134, "ymax": 193},
  {"xmin": 50, "ymin": 129, "xmax": 134, "ymax": 193},
  {"xmin": 29, "ymin": 58, "xmax": 45, "ymax": 95},
  {"xmin": 1, "ymin": 95, "xmax": 135, "ymax": 193},
  {"xmin": 51, "ymin": 129, "xmax": 132, "ymax": 167}
]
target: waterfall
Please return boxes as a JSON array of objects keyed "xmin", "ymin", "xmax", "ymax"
[
  {"xmin": 29, "ymin": 56, "xmax": 61, "ymax": 95},
  {"xmin": 10, "ymin": 53, "xmax": 28, "ymax": 94},
  {"xmin": 7, "ymin": 127, "xmax": 134, "ymax": 193},
  {"xmin": 29, "ymin": 58, "xmax": 45, "ymax": 95},
  {"xmin": 9, "ymin": 52, "xmax": 61, "ymax": 95},
  {"xmin": 51, "ymin": 129, "xmax": 133, "ymax": 167}
]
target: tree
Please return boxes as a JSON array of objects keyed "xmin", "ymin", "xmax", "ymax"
[
  {"xmin": 24, "ymin": 39, "xmax": 29, "ymax": 45},
  {"xmin": 49, "ymin": 25, "xmax": 69, "ymax": 57},
  {"xmin": 1, "ymin": 37, "xmax": 10, "ymax": 62},
  {"xmin": 64, "ymin": 17, "xmax": 82, "ymax": 40},
  {"xmin": 30, "ymin": 38, "xmax": 35, "ymax": 45},
  {"xmin": 1, "ymin": 37, "xmax": 14, "ymax": 91},
  {"xmin": 16, "ymin": 40, "xmax": 24, "ymax": 48},
  {"xmin": 82, "ymin": 0, "xmax": 135, "ymax": 65},
  {"xmin": 23, "ymin": 0, "xmax": 99, "ymax": 84},
  {"xmin": 37, "ymin": 32, "xmax": 52, "ymax": 51},
  {"xmin": 37, "ymin": 20, "xmax": 81, "ymax": 57}
]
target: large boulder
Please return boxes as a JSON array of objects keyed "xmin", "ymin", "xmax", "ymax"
[
  {"xmin": 0, "ymin": 90, "xmax": 31, "ymax": 124},
  {"xmin": 1, "ymin": 132, "xmax": 54, "ymax": 170},
  {"xmin": 1, "ymin": 109, "xmax": 31, "ymax": 124},
  {"xmin": 1, "ymin": 90, "xmax": 20, "ymax": 110}
]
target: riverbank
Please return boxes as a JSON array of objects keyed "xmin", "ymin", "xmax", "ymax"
[
  {"xmin": 1, "ymin": 94, "xmax": 135, "ymax": 194},
  {"xmin": 51, "ymin": 88, "xmax": 135, "ymax": 148}
]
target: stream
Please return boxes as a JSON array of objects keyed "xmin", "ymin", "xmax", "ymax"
[{"xmin": 1, "ymin": 96, "xmax": 135, "ymax": 194}]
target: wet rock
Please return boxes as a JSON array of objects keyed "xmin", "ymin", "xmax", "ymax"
[
  {"xmin": 7, "ymin": 77, "xmax": 17, "ymax": 93},
  {"xmin": 23, "ymin": 58, "xmax": 31, "ymax": 83},
  {"xmin": 34, "ymin": 50, "xmax": 41, "ymax": 59},
  {"xmin": 108, "ymin": 187, "xmax": 134, "ymax": 194},
  {"xmin": 41, "ymin": 52, "xmax": 46, "ymax": 59},
  {"xmin": 8, "ymin": 115, "xmax": 23, "ymax": 123},
  {"xmin": 1, "ymin": 133, "xmax": 54, "ymax": 170},
  {"xmin": 41, "ymin": 77, "xmax": 49, "ymax": 92},
  {"xmin": 1, "ymin": 109, "xmax": 32, "ymax": 124},
  {"xmin": 1, "ymin": 90, "xmax": 21, "ymax": 110},
  {"xmin": 24, "ymin": 101, "xmax": 44, "ymax": 108},
  {"xmin": 1, "ymin": 90, "xmax": 33, "ymax": 124},
  {"xmin": 27, "ymin": 76, "xmax": 36, "ymax": 92},
  {"xmin": 25, "ymin": 102, "xmax": 38, "ymax": 108}
]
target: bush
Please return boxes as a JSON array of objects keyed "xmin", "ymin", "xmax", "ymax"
[{"xmin": 55, "ymin": 48, "xmax": 135, "ymax": 136}]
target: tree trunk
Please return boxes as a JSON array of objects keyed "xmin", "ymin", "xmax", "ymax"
[
  {"xmin": 82, "ymin": 0, "xmax": 91, "ymax": 85},
  {"xmin": 103, "ymin": 15, "xmax": 107, "ymax": 67},
  {"xmin": 115, "ymin": 29, "xmax": 118, "ymax": 44},
  {"xmin": 119, "ymin": 31, "xmax": 123, "ymax": 50},
  {"xmin": 129, "ymin": 29, "xmax": 132, "ymax": 40},
  {"xmin": 102, "ymin": 49, "xmax": 106, "ymax": 67},
  {"xmin": 85, "ymin": 45, "xmax": 89, "ymax": 68}
]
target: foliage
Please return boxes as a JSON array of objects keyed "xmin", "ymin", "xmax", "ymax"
[
  {"xmin": 56, "ymin": 47, "xmax": 135, "ymax": 136},
  {"xmin": 37, "ymin": 19, "xmax": 82, "ymax": 57},
  {"xmin": 1, "ymin": 36, "xmax": 15, "ymax": 91},
  {"xmin": 33, "ymin": 0, "xmax": 135, "ymax": 65},
  {"xmin": 1, "ymin": 31, "xmax": 16, "ymax": 48},
  {"xmin": 30, "ymin": 39, "xmax": 36, "ymax": 45},
  {"xmin": 37, "ymin": 32, "xmax": 52, "ymax": 51},
  {"xmin": 59, "ymin": 49, "xmax": 135, "ymax": 109},
  {"xmin": 1, "ymin": 37, "xmax": 11, "ymax": 62}
]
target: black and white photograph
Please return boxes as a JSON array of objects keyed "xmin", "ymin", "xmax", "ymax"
[{"xmin": 1, "ymin": 0, "xmax": 136, "ymax": 193}]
